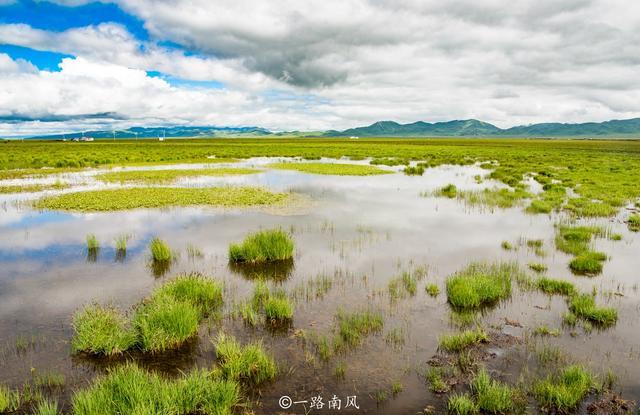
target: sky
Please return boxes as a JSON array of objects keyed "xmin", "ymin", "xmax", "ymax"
[{"xmin": 1, "ymin": 0, "xmax": 640, "ymax": 136}]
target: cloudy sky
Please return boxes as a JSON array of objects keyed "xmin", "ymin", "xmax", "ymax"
[{"xmin": 1, "ymin": 0, "xmax": 639, "ymax": 136}]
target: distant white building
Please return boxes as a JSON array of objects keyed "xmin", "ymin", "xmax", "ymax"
[
  {"xmin": 79, "ymin": 137, "xmax": 94, "ymax": 142},
  {"xmin": 349, "ymin": 136, "xmax": 359, "ymax": 139}
]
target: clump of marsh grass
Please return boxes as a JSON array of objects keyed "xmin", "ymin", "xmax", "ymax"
[
  {"xmin": 186, "ymin": 244, "xmax": 203, "ymax": 259},
  {"xmin": 435, "ymin": 183, "xmax": 457, "ymax": 198},
  {"xmin": 228, "ymin": 228, "xmax": 294, "ymax": 263},
  {"xmin": 628, "ymin": 214, "xmax": 640, "ymax": 232},
  {"xmin": 72, "ymin": 363, "xmax": 240, "ymax": 415},
  {"xmin": 569, "ymin": 294, "xmax": 617, "ymax": 326},
  {"xmin": 0, "ymin": 385, "xmax": 21, "ymax": 413},
  {"xmin": 86, "ymin": 234, "xmax": 99, "ymax": 261},
  {"xmin": 152, "ymin": 273, "xmax": 223, "ymax": 317},
  {"xmin": 71, "ymin": 304, "xmax": 137, "ymax": 355},
  {"xmin": 569, "ymin": 251, "xmax": 607, "ymax": 275},
  {"xmin": 533, "ymin": 325, "xmax": 561, "ymax": 337},
  {"xmin": 554, "ymin": 225, "xmax": 603, "ymax": 255},
  {"xmin": 536, "ymin": 277, "xmax": 576, "ymax": 296},
  {"xmin": 500, "ymin": 241, "xmax": 513, "ymax": 250},
  {"xmin": 334, "ymin": 362, "xmax": 346, "ymax": 379},
  {"xmin": 425, "ymin": 283, "xmax": 440, "ymax": 297},
  {"xmin": 438, "ymin": 328, "xmax": 488, "ymax": 352},
  {"xmin": 471, "ymin": 368, "xmax": 517, "ymax": 414},
  {"xmin": 425, "ymin": 367, "xmax": 450, "ymax": 393},
  {"xmin": 264, "ymin": 296, "xmax": 294, "ymax": 321},
  {"xmin": 447, "ymin": 393, "xmax": 478, "ymax": 415},
  {"xmin": 214, "ymin": 333, "xmax": 277, "ymax": 384},
  {"xmin": 446, "ymin": 263, "xmax": 518, "ymax": 310},
  {"xmin": 32, "ymin": 399, "xmax": 59, "ymax": 415},
  {"xmin": 33, "ymin": 371, "xmax": 66, "ymax": 389},
  {"xmin": 133, "ymin": 294, "xmax": 200, "ymax": 352},
  {"xmin": 384, "ymin": 327, "xmax": 406, "ymax": 348},
  {"xmin": 533, "ymin": 365, "xmax": 593, "ymax": 413},
  {"xmin": 403, "ymin": 165, "xmax": 424, "ymax": 176},
  {"xmin": 336, "ymin": 309, "xmax": 384, "ymax": 347},
  {"xmin": 528, "ymin": 262, "xmax": 548, "ymax": 273},
  {"xmin": 149, "ymin": 237, "xmax": 173, "ymax": 262},
  {"xmin": 114, "ymin": 234, "xmax": 128, "ymax": 253}
]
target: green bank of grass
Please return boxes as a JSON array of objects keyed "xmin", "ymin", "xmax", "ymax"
[
  {"xmin": 71, "ymin": 304, "xmax": 137, "ymax": 355},
  {"xmin": 267, "ymin": 162, "xmax": 391, "ymax": 176},
  {"xmin": 438, "ymin": 328, "xmax": 488, "ymax": 352},
  {"xmin": 228, "ymin": 228, "xmax": 294, "ymax": 263},
  {"xmin": 0, "ymin": 167, "xmax": 86, "ymax": 180},
  {"xmin": 72, "ymin": 274, "xmax": 224, "ymax": 355},
  {"xmin": 214, "ymin": 333, "xmax": 277, "ymax": 384},
  {"xmin": 533, "ymin": 365, "xmax": 593, "ymax": 413},
  {"xmin": 72, "ymin": 363, "xmax": 239, "ymax": 415},
  {"xmin": 446, "ymin": 263, "xmax": 521, "ymax": 310},
  {"xmin": 33, "ymin": 186, "xmax": 291, "ymax": 212},
  {"xmin": 535, "ymin": 277, "xmax": 576, "ymax": 296},
  {"xmin": 96, "ymin": 167, "xmax": 259, "ymax": 184},
  {"xmin": 569, "ymin": 294, "xmax": 618, "ymax": 326},
  {"xmin": 0, "ymin": 182, "xmax": 69, "ymax": 194}
]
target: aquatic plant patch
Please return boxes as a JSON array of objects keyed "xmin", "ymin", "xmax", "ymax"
[
  {"xmin": 33, "ymin": 186, "xmax": 291, "ymax": 211},
  {"xmin": 0, "ymin": 183, "xmax": 69, "ymax": 193},
  {"xmin": 214, "ymin": 333, "xmax": 277, "ymax": 384},
  {"xmin": 96, "ymin": 168, "xmax": 259, "ymax": 184},
  {"xmin": 71, "ymin": 304, "xmax": 137, "ymax": 355},
  {"xmin": 267, "ymin": 162, "xmax": 391, "ymax": 176},
  {"xmin": 446, "ymin": 263, "xmax": 518, "ymax": 309},
  {"xmin": 533, "ymin": 365, "xmax": 593, "ymax": 413},
  {"xmin": 569, "ymin": 294, "xmax": 617, "ymax": 326},
  {"xmin": 228, "ymin": 228, "xmax": 294, "ymax": 263}
]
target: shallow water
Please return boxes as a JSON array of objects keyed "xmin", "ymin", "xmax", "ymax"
[{"xmin": 0, "ymin": 158, "xmax": 638, "ymax": 413}]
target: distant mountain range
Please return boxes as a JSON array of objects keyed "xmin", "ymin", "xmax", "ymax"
[{"xmin": 20, "ymin": 117, "xmax": 640, "ymax": 139}]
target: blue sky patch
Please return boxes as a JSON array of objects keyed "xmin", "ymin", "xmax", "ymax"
[
  {"xmin": 0, "ymin": 44, "xmax": 72, "ymax": 71},
  {"xmin": 146, "ymin": 71, "xmax": 225, "ymax": 90}
]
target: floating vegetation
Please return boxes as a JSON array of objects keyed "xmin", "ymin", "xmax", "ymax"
[
  {"xmin": 96, "ymin": 167, "xmax": 259, "ymax": 184},
  {"xmin": 228, "ymin": 228, "xmax": 294, "ymax": 263},
  {"xmin": 425, "ymin": 283, "xmax": 440, "ymax": 297},
  {"xmin": 268, "ymin": 162, "xmax": 391, "ymax": 176},
  {"xmin": 0, "ymin": 182, "xmax": 68, "ymax": 194},
  {"xmin": 34, "ymin": 186, "xmax": 291, "ymax": 211},
  {"xmin": 569, "ymin": 294, "xmax": 618, "ymax": 326},
  {"xmin": 71, "ymin": 304, "xmax": 137, "ymax": 355},
  {"xmin": 72, "ymin": 363, "xmax": 240, "ymax": 415},
  {"xmin": 438, "ymin": 328, "xmax": 488, "ymax": 352},
  {"xmin": 214, "ymin": 333, "xmax": 277, "ymax": 384},
  {"xmin": 446, "ymin": 263, "xmax": 518, "ymax": 310},
  {"xmin": 536, "ymin": 277, "xmax": 576, "ymax": 296},
  {"xmin": 533, "ymin": 365, "xmax": 593, "ymax": 413}
]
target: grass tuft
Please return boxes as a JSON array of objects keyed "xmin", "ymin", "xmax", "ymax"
[
  {"xmin": 229, "ymin": 229, "xmax": 294, "ymax": 263},
  {"xmin": 214, "ymin": 333, "xmax": 277, "ymax": 384},
  {"xmin": 446, "ymin": 263, "xmax": 516, "ymax": 309},
  {"xmin": 471, "ymin": 368, "xmax": 516, "ymax": 414},
  {"xmin": 264, "ymin": 296, "xmax": 294, "ymax": 321},
  {"xmin": 447, "ymin": 393, "xmax": 478, "ymax": 415},
  {"xmin": 569, "ymin": 251, "xmax": 606, "ymax": 275},
  {"xmin": 533, "ymin": 365, "xmax": 593, "ymax": 413},
  {"xmin": 336, "ymin": 309, "xmax": 384, "ymax": 347},
  {"xmin": 628, "ymin": 214, "xmax": 640, "ymax": 231},
  {"xmin": 439, "ymin": 328, "xmax": 488, "ymax": 352},
  {"xmin": 536, "ymin": 277, "xmax": 576, "ymax": 296},
  {"xmin": 71, "ymin": 304, "xmax": 137, "ymax": 355},
  {"xmin": 152, "ymin": 273, "xmax": 223, "ymax": 317},
  {"xmin": 435, "ymin": 183, "xmax": 458, "ymax": 198},
  {"xmin": 149, "ymin": 237, "xmax": 173, "ymax": 262},
  {"xmin": 569, "ymin": 294, "xmax": 617, "ymax": 326}
]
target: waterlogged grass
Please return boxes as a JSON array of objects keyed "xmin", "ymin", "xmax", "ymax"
[
  {"xmin": 229, "ymin": 228, "xmax": 294, "ymax": 263},
  {"xmin": 555, "ymin": 225, "xmax": 603, "ymax": 255},
  {"xmin": 32, "ymin": 399, "xmax": 59, "ymax": 415},
  {"xmin": 425, "ymin": 283, "xmax": 440, "ymax": 297},
  {"xmin": 134, "ymin": 294, "xmax": 200, "ymax": 352},
  {"xmin": 72, "ymin": 363, "xmax": 239, "ymax": 415},
  {"xmin": 425, "ymin": 367, "xmax": 450, "ymax": 393},
  {"xmin": 336, "ymin": 309, "xmax": 384, "ymax": 347},
  {"xmin": 446, "ymin": 263, "xmax": 518, "ymax": 309},
  {"xmin": 97, "ymin": 167, "xmax": 259, "ymax": 184},
  {"xmin": 403, "ymin": 165, "xmax": 424, "ymax": 175},
  {"xmin": 533, "ymin": 365, "xmax": 593, "ymax": 413},
  {"xmin": 0, "ymin": 182, "xmax": 68, "ymax": 194},
  {"xmin": 471, "ymin": 368, "xmax": 517, "ymax": 414},
  {"xmin": 435, "ymin": 183, "xmax": 458, "ymax": 198},
  {"xmin": 33, "ymin": 186, "xmax": 291, "ymax": 212},
  {"xmin": 438, "ymin": 328, "xmax": 488, "ymax": 352},
  {"xmin": 627, "ymin": 214, "xmax": 640, "ymax": 231},
  {"xmin": 536, "ymin": 277, "xmax": 576, "ymax": 296},
  {"xmin": 152, "ymin": 273, "xmax": 223, "ymax": 317},
  {"xmin": 447, "ymin": 393, "xmax": 478, "ymax": 415},
  {"xmin": 569, "ymin": 251, "xmax": 607, "ymax": 275},
  {"xmin": 214, "ymin": 333, "xmax": 277, "ymax": 384},
  {"xmin": 569, "ymin": 294, "xmax": 618, "ymax": 326},
  {"xmin": 264, "ymin": 296, "xmax": 294, "ymax": 321},
  {"xmin": 459, "ymin": 187, "xmax": 531, "ymax": 209},
  {"xmin": 533, "ymin": 325, "xmax": 561, "ymax": 337},
  {"xmin": 149, "ymin": 237, "xmax": 173, "ymax": 262},
  {"xmin": 0, "ymin": 385, "xmax": 21, "ymax": 412},
  {"xmin": 71, "ymin": 304, "xmax": 137, "ymax": 355},
  {"xmin": 267, "ymin": 162, "xmax": 391, "ymax": 176},
  {"xmin": 86, "ymin": 234, "xmax": 99, "ymax": 251},
  {"xmin": 528, "ymin": 262, "xmax": 548, "ymax": 273}
]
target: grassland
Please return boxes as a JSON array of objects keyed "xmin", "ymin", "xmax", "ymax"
[
  {"xmin": 96, "ymin": 167, "xmax": 259, "ymax": 184},
  {"xmin": 33, "ymin": 186, "xmax": 291, "ymax": 211},
  {"xmin": 0, "ymin": 183, "xmax": 69, "ymax": 193},
  {"xmin": 268, "ymin": 161, "xmax": 391, "ymax": 175}
]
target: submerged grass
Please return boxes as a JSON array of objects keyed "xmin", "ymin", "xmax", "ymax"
[
  {"xmin": 214, "ymin": 333, "xmax": 277, "ymax": 384},
  {"xmin": 97, "ymin": 167, "xmax": 259, "ymax": 184},
  {"xmin": 33, "ymin": 186, "xmax": 291, "ymax": 211},
  {"xmin": 446, "ymin": 263, "xmax": 517, "ymax": 309},
  {"xmin": 149, "ymin": 237, "xmax": 172, "ymax": 262},
  {"xmin": 336, "ymin": 309, "xmax": 384, "ymax": 347},
  {"xmin": 628, "ymin": 214, "xmax": 640, "ymax": 231},
  {"xmin": 471, "ymin": 368, "xmax": 517, "ymax": 414},
  {"xmin": 229, "ymin": 228, "xmax": 294, "ymax": 263},
  {"xmin": 72, "ymin": 363, "xmax": 239, "ymax": 415},
  {"xmin": 536, "ymin": 277, "xmax": 576, "ymax": 296},
  {"xmin": 0, "ymin": 182, "xmax": 68, "ymax": 194},
  {"xmin": 569, "ymin": 251, "xmax": 607, "ymax": 274},
  {"xmin": 533, "ymin": 365, "xmax": 593, "ymax": 413},
  {"xmin": 264, "ymin": 296, "xmax": 294, "ymax": 321},
  {"xmin": 152, "ymin": 273, "xmax": 223, "ymax": 317},
  {"xmin": 267, "ymin": 162, "xmax": 391, "ymax": 176}
]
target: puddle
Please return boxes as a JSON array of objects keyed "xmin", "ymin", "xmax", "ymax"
[{"xmin": 0, "ymin": 158, "xmax": 639, "ymax": 413}]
